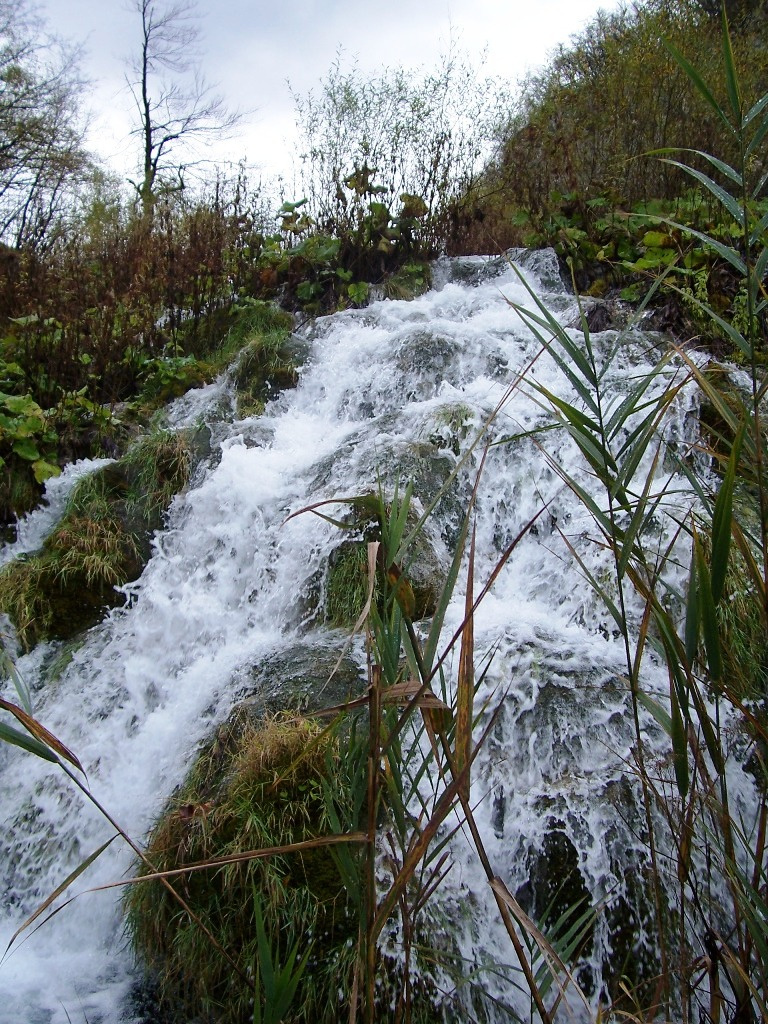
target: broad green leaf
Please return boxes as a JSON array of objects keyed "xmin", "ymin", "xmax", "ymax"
[
  {"xmin": 643, "ymin": 230, "xmax": 676, "ymax": 248},
  {"xmin": 1, "ymin": 394, "xmax": 43, "ymax": 417},
  {"xmin": 613, "ymin": 404, "xmax": 670, "ymax": 490},
  {"xmin": 33, "ymin": 460, "xmax": 60, "ymax": 484},
  {"xmin": 12, "ymin": 438, "xmax": 40, "ymax": 461},
  {"xmin": 538, "ymin": 388, "xmax": 618, "ymax": 480},
  {"xmin": 606, "ymin": 371, "xmax": 665, "ymax": 443},
  {"xmin": 538, "ymin": 387, "xmax": 601, "ymax": 436}
]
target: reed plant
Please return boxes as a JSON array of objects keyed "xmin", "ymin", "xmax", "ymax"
[
  {"xmin": 498, "ymin": 9, "xmax": 768, "ymax": 1019},
  {"xmin": 312, "ymin": 11, "xmax": 768, "ymax": 1020}
]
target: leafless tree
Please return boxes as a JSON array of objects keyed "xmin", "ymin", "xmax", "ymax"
[
  {"xmin": 0, "ymin": 0, "xmax": 90, "ymax": 249},
  {"xmin": 125, "ymin": 0, "xmax": 241, "ymax": 214}
]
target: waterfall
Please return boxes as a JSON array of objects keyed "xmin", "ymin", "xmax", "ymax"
[{"xmin": 0, "ymin": 251, "xmax": 728, "ymax": 1022}]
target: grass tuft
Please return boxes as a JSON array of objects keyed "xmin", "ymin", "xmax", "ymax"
[
  {"xmin": 125, "ymin": 711, "xmax": 358, "ymax": 1024},
  {"xmin": 0, "ymin": 428, "xmax": 193, "ymax": 649}
]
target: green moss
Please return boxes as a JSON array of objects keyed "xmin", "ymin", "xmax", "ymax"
[
  {"xmin": 125, "ymin": 712, "xmax": 357, "ymax": 1024},
  {"xmin": 233, "ymin": 331, "xmax": 298, "ymax": 418},
  {"xmin": 0, "ymin": 504, "xmax": 142, "ymax": 649},
  {"xmin": 119, "ymin": 430, "xmax": 192, "ymax": 523},
  {"xmin": 429, "ymin": 403, "xmax": 474, "ymax": 456},
  {"xmin": 382, "ymin": 262, "xmax": 432, "ymax": 301},
  {"xmin": 0, "ymin": 429, "xmax": 192, "ymax": 649}
]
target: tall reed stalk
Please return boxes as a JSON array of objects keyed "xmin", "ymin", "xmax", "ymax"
[{"xmin": 502, "ymin": 8, "xmax": 768, "ymax": 1018}]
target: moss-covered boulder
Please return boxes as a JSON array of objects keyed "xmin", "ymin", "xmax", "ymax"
[
  {"xmin": 0, "ymin": 429, "xmax": 192, "ymax": 649},
  {"xmin": 125, "ymin": 710, "xmax": 359, "ymax": 1024},
  {"xmin": 232, "ymin": 319, "xmax": 301, "ymax": 418},
  {"xmin": 324, "ymin": 494, "xmax": 446, "ymax": 629},
  {"xmin": 126, "ymin": 694, "xmax": 485, "ymax": 1023},
  {"xmin": 244, "ymin": 641, "xmax": 366, "ymax": 715}
]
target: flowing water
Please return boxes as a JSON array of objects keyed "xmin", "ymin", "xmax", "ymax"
[{"xmin": 0, "ymin": 251, "xmax": 730, "ymax": 1021}]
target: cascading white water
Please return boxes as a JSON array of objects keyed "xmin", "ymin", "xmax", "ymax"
[{"xmin": 0, "ymin": 251, "xmax": 712, "ymax": 1022}]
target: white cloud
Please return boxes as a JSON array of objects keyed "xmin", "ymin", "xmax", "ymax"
[{"xmin": 42, "ymin": 0, "xmax": 619, "ymax": 180}]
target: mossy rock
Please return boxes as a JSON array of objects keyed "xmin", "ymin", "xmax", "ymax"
[
  {"xmin": 511, "ymin": 803, "xmax": 660, "ymax": 1009},
  {"xmin": 233, "ymin": 332, "xmax": 300, "ymax": 417},
  {"xmin": 125, "ymin": 711, "xmax": 359, "ymax": 1024},
  {"xmin": 0, "ymin": 429, "xmax": 193, "ymax": 649},
  {"xmin": 381, "ymin": 261, "xmax": 432, "ymax": 300},
  {"xmin": 126, "ymin": 695, "xmax": 486, "ymax": 1024},
  {"xmin": 323, "ymin": 495, "xmax": 446, "ymax": 629},
  {"xmin": 515, "ymin": 824, "xmax": 595, "ymax": 992},
  {"xmin": 0, "ymin": 512, "xmax": 144, "ymax": 649}
]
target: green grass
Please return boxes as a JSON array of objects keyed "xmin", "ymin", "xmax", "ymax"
[
  {"xmin": 125, "ymin": 711, "xmax": 358, "ymax": 1024},
  {"xmin": 0, "ymin": 428, "xmax": 192, "ymax": 649}
]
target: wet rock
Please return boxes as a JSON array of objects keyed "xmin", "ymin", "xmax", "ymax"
[{"xmin": 243, "ymin": 640, "xmax": 366, "ymax": 714}]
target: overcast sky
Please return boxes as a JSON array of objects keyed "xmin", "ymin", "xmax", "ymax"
[{"xmin": 40, "ymin": 0, "xmax": 619, "ymax": 186}]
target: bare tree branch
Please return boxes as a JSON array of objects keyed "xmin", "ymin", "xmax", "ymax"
[
  {"xmin": 0, "ymin": 0, "xmax": 90, "ymax": 249},
  {"xmin": 125, "ymin": 0, "xmax": 241, "ymax": 214}
]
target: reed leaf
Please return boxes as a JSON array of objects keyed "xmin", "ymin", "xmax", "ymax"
[
  {"xmin": 685, "ymin": 546, "xmax": 700, "ymax": 668},
  {"xmin": 662, "ymin": 37, "xmax": 734, "ymax": 136},
  {"xmin": 455, "ymin": 526, "xmax": 475, "ymax": 800},
  {"xmin": 720, "ymin": 6, "xmax": 742, "ymax": 122},
  {"xmin": 659, "ymin": 159, "xmax": 744, "ymax": 226},
  {"xmin": 695, "ymin": 536, "xmax": 723, "ymax": 683},
  {"xmin": 650, "ymin": 147, "xmax": 742, "ymax": 187},
  {"xmin": 750, "ymin": 211, "xmax": 768, "ymax": 248},
  {"xmin": 0, "ymin": 720, "xmax": 57, "ymax": 762},
  {"xmin": 746, "ymin": 117, "xmax": 768, "ymax": 162},
  {"xmin": 744, "ymin": 91, "xmax": 768, "ymax": 128},
  {"xmin": 670, "ymin": 682, "xmax": 689, "ymax": 798},
  {"xmin": 654, "ymin": 217, "xmax": 747, "ymax": 277},
  {"xmin": 636, "ymin": 690, "xmax": 674, "ymax": 736},
  {"xmin": 0, "ymin": 697, "xmax": 83, "ymax": 772},
  {"xmin": 4, "ymin": 836, "xmax": 117, "ymax": 956},
  {"xmin": 710, "ymin": 421, "xmax": 744, "ymax": 606}
]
